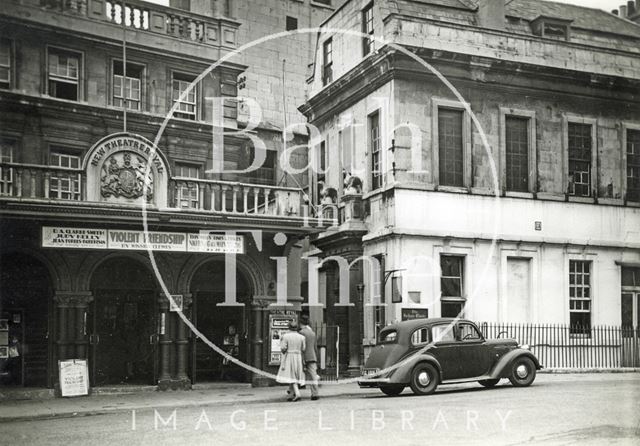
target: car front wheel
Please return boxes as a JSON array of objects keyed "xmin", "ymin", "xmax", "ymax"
[
  {"xmin": 380, "ymin": 385, "xmax": 404, "ymax": 396},
  {"xmin": 508, "ymin": 356, "xmax": 536, "ymax": 387},
  {"xmin": 409, "ymin": 363, "xmax": 439, "ymax": 395},
  {"xmin": 479, "ymin": 379, "xmax": 500, "ymax": 388}
]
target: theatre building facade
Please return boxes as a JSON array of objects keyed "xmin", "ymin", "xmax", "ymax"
[{"xmin": 0, "ymin": 0, "xmax": 327, "ymax": 390}]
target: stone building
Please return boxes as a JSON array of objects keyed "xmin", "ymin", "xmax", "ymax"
[
  {"xmin": 300, "ymin": 0, "xmax": 640, "ymax": 373},
  {"xmin": 0, "ymin": 0, "xmax": 334, "ymax": 390}
]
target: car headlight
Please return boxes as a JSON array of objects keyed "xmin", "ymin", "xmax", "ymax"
[{"xmin": 520, "ymin": 344, "xmax": 530, "ymax": 350}]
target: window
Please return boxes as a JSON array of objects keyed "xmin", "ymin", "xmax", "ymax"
[
  {"xmin": 411, "ymin": 328, "xmax": 429, "ymax": 346},
  {"xmin": 172, "ymin": 72, "xmax": 197, "ymax": 120},
  {"xmin": 505, "ymin": 117, "xmax": 529, "ymax": 192},
  {"xmin": 543, "ymin": 23, "xmax": 568, "ymax": 39},
  {"xmin": 438, "ymin": 108, "xmax": 464, "ymax": 187},
  {"xmin": 458, "ymin": 323, "xmax": 482, "ymax": 341},
  {"xmin": 378, "ymin": 330, "xmax": 396, "ymax": 344},
  {"xmin": 322, "ymin": 38, "xmax": 333, "ymax": 86},
  {"xmin": 369, "ymin": 111, "xmax": 381, "ymax": 190},
  {"xmin": 245, "ymin": 146, "xmax": 276, "ymax": 185},
  {"xmin": 50, "ymin": 150, "xmax": 81, "ymax": 200},
  {"xmin": 113, "ymin": 61, "xmax": 143, "ymax": 111},
  {"xmin": 286, "ymin": 16, "xmax": 298, "ymax": 31},
  {"xmin": 175, "ymin": 163, "xmax": 201, "ymax": 209},
  {"xmin": 0, "ymin": 139, "xmax": 15, "ymax": 195},
  {"xmin": 362, "ymin": 2, "xmax": 374, "ymax": 56},
  {"xmin": 432, "ymin": 325, "xmax": 455, "ymax": 343},
  {"xmin": 627, "ymin": 129, "xmax": 640, "ymax": 202},
  {"xmin": 568, "ymin": 123, "xmax": 592, "ymax": 197},
  {"xmin": 531, "ymin": 16, "xmax": 571, "ymax": 40},
  {"xmin": 319, "ymin": 140, "xmax": 327, "ymax": 180},
  {"xmin": 569, "ymin": 260, "xmax": 591, "ymax": 335},
  {"xmin": 440, "ymin": 255, "xmax": 464, "ymax": 318},
  {"xmin": 48, "ymin": 47, "xmax": 81, "ymax": 101},
  {"xmin": 0, "ymin": 39, "xmax": 11, "ymax": 89}
]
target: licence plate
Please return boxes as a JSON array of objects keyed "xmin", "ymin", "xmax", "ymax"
[{"xmin": 363, "ymin": 368, "xmax": 380, "ymax": 376}]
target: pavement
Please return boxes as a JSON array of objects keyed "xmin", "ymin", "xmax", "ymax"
[
  {"xmin": 0, "ymin": 370, "xmax": 638, "ymax": 423},
  {"xmin": 0, "ymin": 381, "xmax": 371, "ymax": 422}
]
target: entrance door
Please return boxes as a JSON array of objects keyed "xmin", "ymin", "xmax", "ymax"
[
  {"xmin": 621, "ymin": 292, "xmax": 640, "ymax": 367},
  {"xmin": 89, "ymin": 257, "xmax": 158, "ymax": 386},
  {"xmin": 89, "ymin": 290, "xmax": 157, "ymax": 386},
  {"xmin": 191, "ymin": 292, "xmax": 247, "ymax": 383},
  {"xmin": 189, "ymin": 259, "xmax": 252, "ymax": 384},
  {"xmin": 0, "ymin": 254, "xmax": 51, "ymax": 388}
]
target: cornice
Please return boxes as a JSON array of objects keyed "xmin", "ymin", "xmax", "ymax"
[{"xmin": 0, "ymin": 199, "xmax": 327, "ymax": 234}]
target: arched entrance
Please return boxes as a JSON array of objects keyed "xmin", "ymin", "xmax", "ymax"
[
  {"xmin": 0, "ymin": 253, "xmax": 52, "ymax": 387},
  {"xmin": 190, "ymin": 259, "xmax": 252, "ymax": 383},
  {"xmin": 89, "ymin": 257, "xmax": 157, "ymax": 386}
]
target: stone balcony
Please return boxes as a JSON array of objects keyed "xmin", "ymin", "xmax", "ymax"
[{"xmin": 0, "ymin": 162, "xmax": 330, "ymax": 231}]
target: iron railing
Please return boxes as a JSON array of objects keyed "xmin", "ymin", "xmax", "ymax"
[{"xmin": 477, "ymin": 322, "xmax": 640, "ymax": 369}]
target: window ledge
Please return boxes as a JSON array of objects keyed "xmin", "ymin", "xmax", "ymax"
[
  {"xmin": 568, "ymin": 196, "xmax": 595, "ymax": 204},
  {"xmin": 440, "ymin": 297, "xmax": 467, "ymax": 302},
  {"xmin": 597, "ymin": 198, "xmax": 624, "ymax": 206},
  {"xmin": 626, "ymin": 201, "xmax": 640, "ymax": 208},
  {"xmin": 505, "ymin": 191, "xmax": 534, "ymax": 199},
  {"xmin": 536, "ymin": 192, "xmax": 565, "ymax": 202},
  {"xmin": 471, "ymin": 187, "xmax": 494, "ymax": 196},
  {"xmin": 436, "ymin": 185, "xmax": 469, "ymax": 194}
]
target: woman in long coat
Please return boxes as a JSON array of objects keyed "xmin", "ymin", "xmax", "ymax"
[{"xmin": 276, "ymin": 321, "xmax": 306, "ymax": 401}]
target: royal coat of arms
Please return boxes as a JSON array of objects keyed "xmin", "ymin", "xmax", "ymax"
[{"xmin": 100, "ymin": 152, "xmax": 154, "ymax": 200}]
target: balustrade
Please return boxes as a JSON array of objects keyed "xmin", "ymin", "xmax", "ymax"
[
  {"xmin": 34, "ymin": 0, "xmax": 235, "ymax": 47},
  {"xmin": 0, "ymin": 162, "xmax": 306, "ymax": 219}
]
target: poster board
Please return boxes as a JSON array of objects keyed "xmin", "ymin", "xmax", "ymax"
[
  {"xmin": 59, "ymin": 359, "xmax": 89, "ymax": 397},
  {"xmin": 268, "ymin": 314, "xmax": 297, "ymax": 366}
]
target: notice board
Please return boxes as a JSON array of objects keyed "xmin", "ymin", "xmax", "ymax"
[{"xmin": 59, "ymin": 359, "xmax": 89, "ymax": 397}]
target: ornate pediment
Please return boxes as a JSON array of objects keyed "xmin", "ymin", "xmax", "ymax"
[{"xmin": 84, "ymin": 133, "xmax": 169, "ymax": 207}]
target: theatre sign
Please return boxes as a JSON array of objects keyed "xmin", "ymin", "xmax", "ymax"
[{"xmin": 42, "ymin": 227, "xmax": 244, "ymax": 254}]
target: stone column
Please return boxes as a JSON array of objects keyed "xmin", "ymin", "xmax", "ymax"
[
  {"xmin": 174, "ymin": 294, "xmax": 192, "ymax": 389},
  {"xmin": 72, "ymin": 293, "xmax": 93, "ymax": 360},
  {"xmin": 54, "ymin": 292, "xmax": 89, "ymax": 361},
  {"xmin": 251, "ymin": 298, "xmax": 269, "ymax": 387},
  {"xmin": 157, "ymin": 294, "xmax": 172, "ymax": 390},
  {"xmin": 54, "ymin": 294, "xmax": 70, "ymax": 362}
]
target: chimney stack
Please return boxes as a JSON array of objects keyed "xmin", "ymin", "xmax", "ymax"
[
  {"xmin": 612, "ymin": 9, "xmax": 619, "ymax": 15},
  {"xmin": 627, "ymin": 1, "xmax": 635, "ymax": 15},
  {"xmin": 478, "ymin": 0, "xmax": 505, "ymax": 30},
  {"xmin": 620, "ymin": 4, "xmax": 628, "ymax": 16}
]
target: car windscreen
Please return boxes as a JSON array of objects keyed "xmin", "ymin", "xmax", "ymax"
[{"xmin": 378, "ymin": 330, "xmax": 397, "ymax": 344}]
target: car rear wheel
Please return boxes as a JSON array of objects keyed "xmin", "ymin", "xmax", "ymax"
[
  {"xmin": 479, "ymin": 379, "xmax": 500, "ymax": 388},
  {"xmin": 380, "ymin": 385, "xmax": 404, "ymax": 396},
  {"xmin": 508, "ymin": 356, "xmax": 536, "ymax": 387},
  {"xmin": 409, "ymin": 363, "xmax": 439, "ymax": 395}
]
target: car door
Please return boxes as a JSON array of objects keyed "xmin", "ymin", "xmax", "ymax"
[
  {"xmin": 428, "ymin": 323, "xmax": 460, "ymax": 380},
  {"xmin": 455, "ymin": 322, "xmax": 492, "ymax": 378}
]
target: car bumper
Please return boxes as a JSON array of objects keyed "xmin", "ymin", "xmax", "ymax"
[{"xmin": 357, "ymin": 377, "xmax": 391, "ymax": 388}]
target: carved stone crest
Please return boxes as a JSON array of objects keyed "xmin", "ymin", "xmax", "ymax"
[{"xmin": 100, "ymin": 152, "xmax": 154, "ymax": 200}]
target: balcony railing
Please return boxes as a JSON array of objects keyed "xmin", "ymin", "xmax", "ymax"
[
  {"xmin": 0, "ymin": 163, "xmax": 307, "ymax": 219},
  {"xmin": 34, "ymin": 0, "xmax": 235, "ymax": 47},
  {"xmin": 170, "ymin": 177, "xmax": 303, "ymax": 217}
]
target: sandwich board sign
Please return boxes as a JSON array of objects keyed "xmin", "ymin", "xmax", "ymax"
[{"xmin": 59, "ymin": 359, "xmax": 89, "ymax": 397}]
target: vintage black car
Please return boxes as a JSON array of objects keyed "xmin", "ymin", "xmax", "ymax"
[{"xmin": 358, "ymin": 318, "xmax": 541, "ymax": 396}]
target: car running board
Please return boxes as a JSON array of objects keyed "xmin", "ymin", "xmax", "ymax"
[{"xmin": 441, "ymin": 375, "xmax": 494, "ymax": 384}]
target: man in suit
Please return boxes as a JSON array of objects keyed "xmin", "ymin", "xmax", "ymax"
[{"xmin": 298, "ymin": 314, "xmax": 320, "ymax": 400}]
